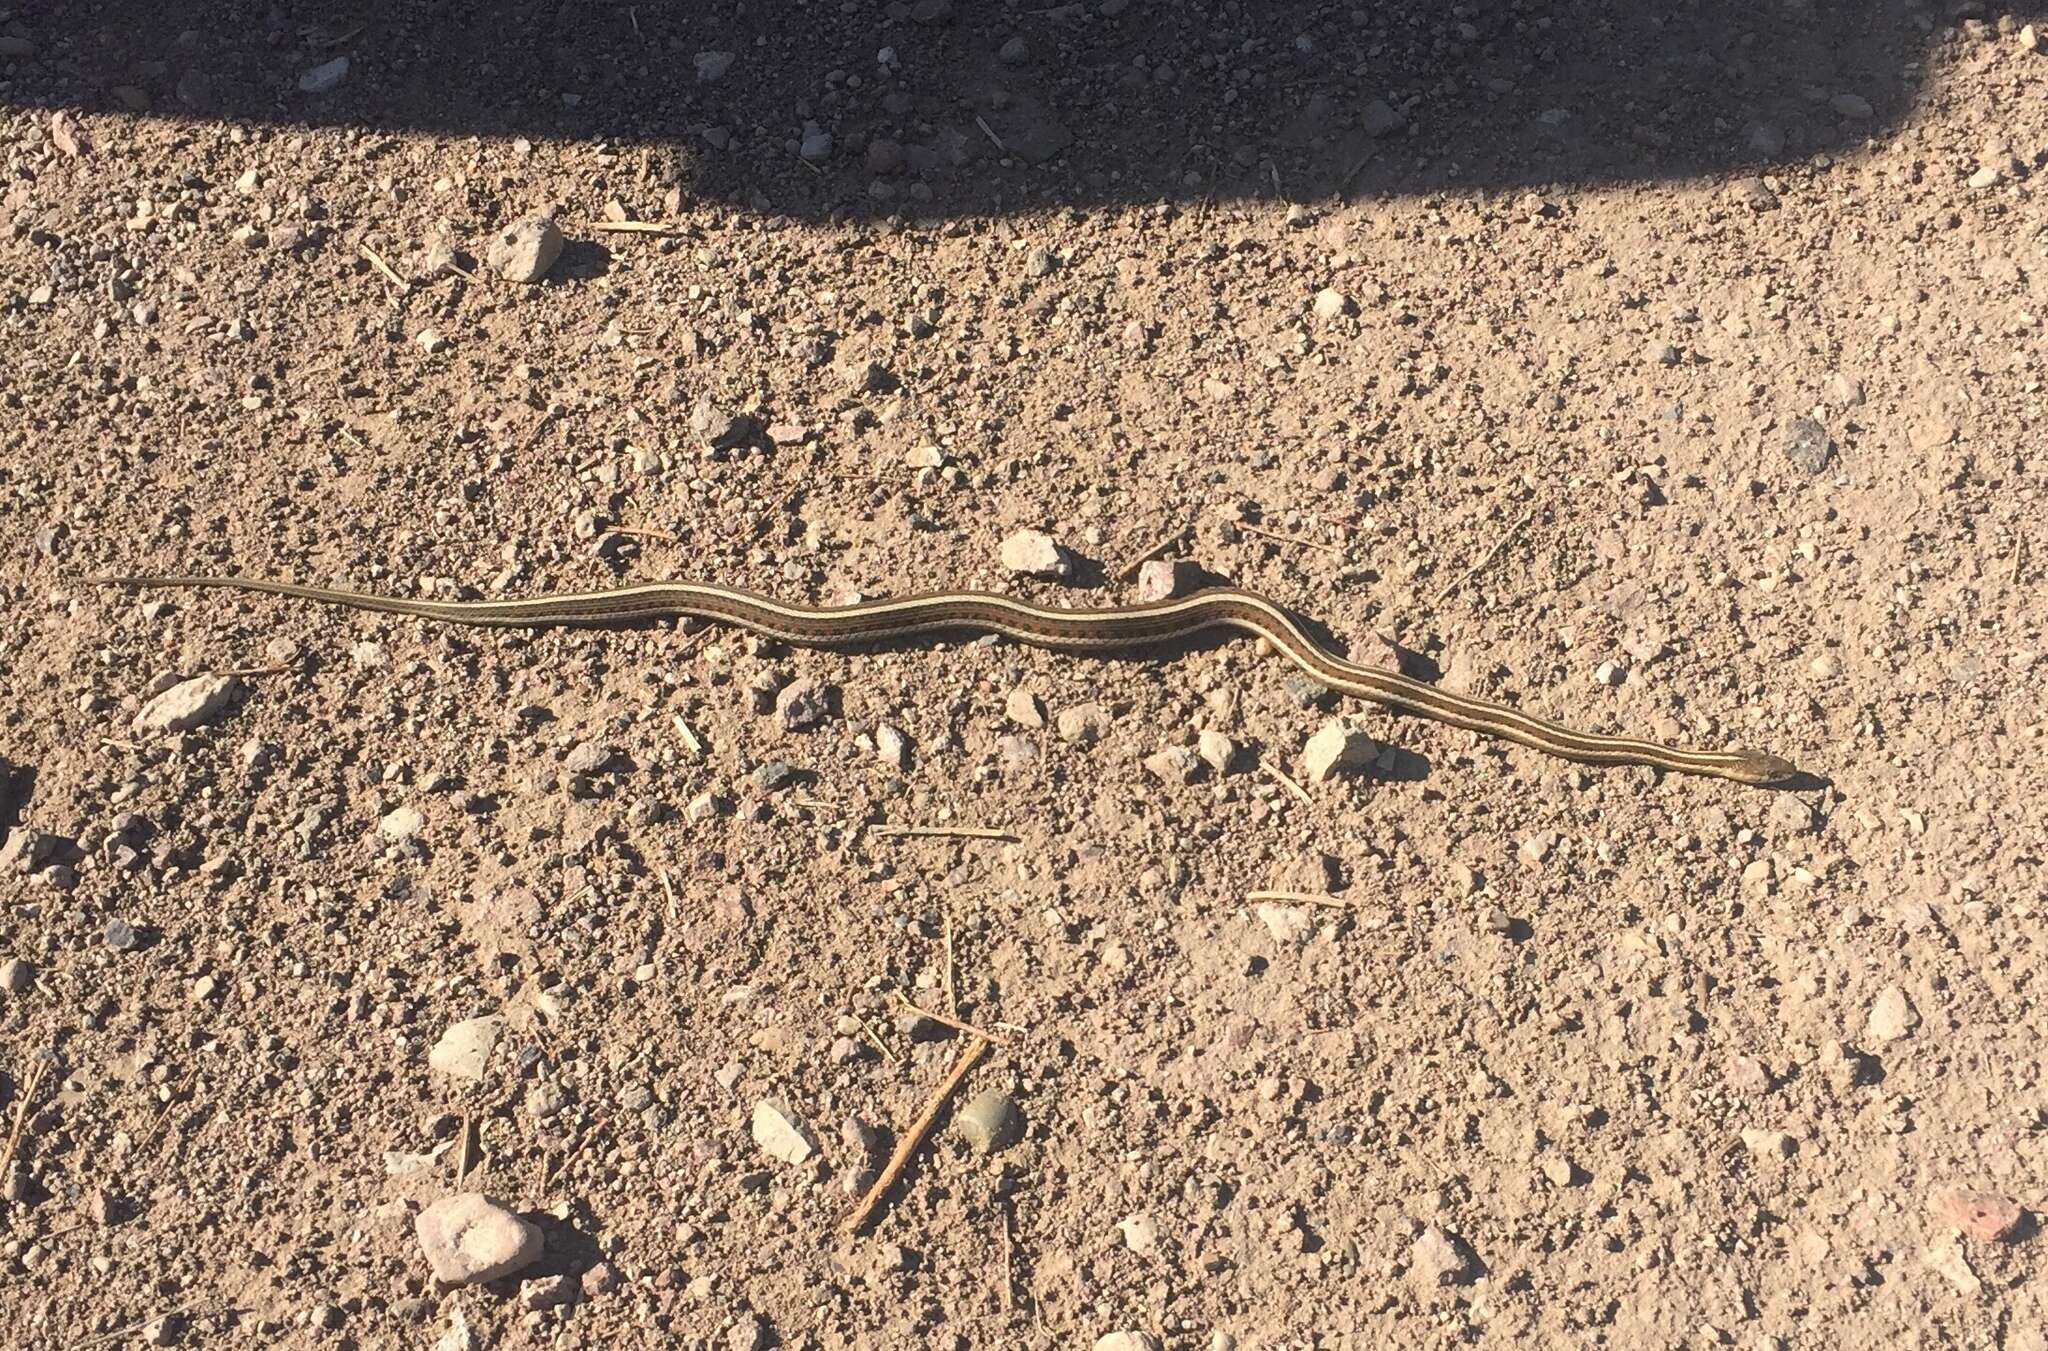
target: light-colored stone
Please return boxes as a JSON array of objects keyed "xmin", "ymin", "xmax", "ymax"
[
  {"xmin": 999, "ymin": 528, "xmax": 1072, "ymax": 580},
  {"xmin": 380, "ymin": 805, "xmax": 425, "ymax": 840},
  {"xmin": 752, "ymin": 1099, "xmax": 816, "ymax": 1165},
  {"xmin": 1196, "ymin": 730, "xmax": 1237, "ymax": 774},
  {"xmin": 133, "ymin": 675, "xmax": 238, "ymax": 734},
  {"xmin": 694, "ymin": 50, "xmax": 735, "ymax": 82},
  {"xmin": 1117, "ymin": 1213, "xmax": 1159, "ymax": 1253},
  {"xmin": 414, "ymin": 1195, "xmax": 543, "ymax": 1286},
  {"xmin": 1740, "ymin": 1127, "xmax": 1798, "ymax": 1159},
  {"xmin": 428, "ymin": 1016, "xmax": 504, "ymax": 1081},
  {"xmin": 1311, "ymin": 287, "xmax": 1355, "ymax": 320},
  {"xmin": 1925, "ymin": 1236, "xmax": 1981, "ymax": 1294},
  {"xmin": 486, "ymin": 214, "xmax": 564, "ymax": 284},
  {"xmin": 956, "ymin": 1088, "xmax": 1023, "ymax": 1154},
  {"xmin": 1056, "ymin": 703, "xmax": 1110, "ymax": 744},
  {"xmin": 298, "ymin": 57, "xmax": 350, "ymax": 94},
  {"xmin": 1257, "ymin": 903, "xmax": 1314, "ymax": 944},
  {"xmin": 1867, "ymin": 983, "xmax": 1920, "ymax": 1042},
  {"xmin": 1093, "ymin": 1335, "xmax": 1162, "ymax": 1351},
  {"xmin": 1135, "ymin": 558, "xmax": 1200, "ymax": 602},
  {"xmin": 1005, "ymin": 689, "xmax": 1046, "ymax": 729},
  {"xmin": 1409, "ymin": 1224, "xmax": 1477, "ymax": 1287},
  {"xmin": 1301, "ymin": 720, "xmax": 1373, "ymax": 783},
  {"xmin": 0, "ymin": 958, "xmax": 30, "ymax": 994},
  {"xmin": 1142, "ymin": 746, "xmax": 1202, "ymax": 785}
]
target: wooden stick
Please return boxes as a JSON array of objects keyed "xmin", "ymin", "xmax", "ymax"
[
  {"xmin": 854, "ymin": 1014, "xmax": 900, "ymax": 1065},
  {"xmin": 1233, "ymin": 519, "xmax": 1342, "ymax": 557},
  {"xmin": 1, "ymin": 1057, "xmax": 49, "ymax": 1183},
  {"xmin": 1113, "ymin": 522, "xmax": 1191, "ymax": 582},
  {"xmin": 206, "ymin": 664, "xmax": 293, "ymax": 679},
  {"xmin": 455, "ymin": 1112, "xmax": 473, "ymax": 1181},
  {"xmin": 871, "ymin": 825, "xmax": 1020, "ymax": 843},
  {"xmin": 134, "ymin": 1069, "xmax": 196, "ymax": 1155},
  {"xmin": 359, "ymin": 244, "xmax": 410, "ymax": 291},
  {"xmin": 1246, "ymin": 889, "xmax": 1356, "ymax": 909},
  {"xmin": 941, "ymin": 910, "xmax": 957, "ymax": 1015},
  {"xmin": 998, "ymin": 1200, "xmax": 1018, "ymax": 1313},
  {"xmin": 1434, "ymin": 508, "xmax": 1535, "ymax": 605},
  {"xmin": 891, "ymin": 992, "xmax": 1010, "ymax": 1048},
  {"xmin": 1260, "ymin": 761, "xmax": 1314, "ymax": 807},
  {"xmin": 588, "ymin": 221, "xmax": 689, "ymax": 236},
  {"xmin": 843, "ymin": 1035, "xmax": 989, "ymax": 1233},
  {"xmin": 608, "ymin": 524, "xmax": 678, "ymax": 543},
  {"xmin": 77, "ymin": 1303, "xmax": 198, "ymax": 1349},
  {"xmin": 974, "ymin": 116, "xmax": 1009, "ymax": 154}
]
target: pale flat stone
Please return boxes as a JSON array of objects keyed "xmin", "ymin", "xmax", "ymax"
[
  {"xmin": 752, "ymin": 1099, "xmax": 816, "ymax": 1165},
  {"xmin": 133, "ymin": 675, "xmax": 238, "ymax": 734},
  {"xmin": 428, "ymin": 1016, "xmax": 503, "ymax": 1081},
  {"xmin": 414, "ymin": 1195, "xmax": 542, "ymax": 1286}
]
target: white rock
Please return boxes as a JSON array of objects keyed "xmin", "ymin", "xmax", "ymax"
[
  {"xmin": 1867, "ymin": 983, "xmax": 1919, "ymax": 1041},
  {"xmin": 1005, "ymin": 688, "xmax": 1046, "ymax": 729},
  {"xmin": 298, "ymin": 57, "xmax": 350, "ymax": 94},
  {"xmin": 1310, "ymin": 287, "xmax": 1355, "ymax": 320},
  {"xmin": 0, "ymin": 958, "xmax": 31, "ymax": 994},
  {"xmin": 1116, "ymin": 1214, "xmax": 1158, "ymax": 1253},
  {"xmin": 1196, "ymin": 730, "xmax": 1237, "ymax": 774},
  {"xmin": 1740, "ymin": 1127, "xmax": 1798, "ymax": 1159},
  {"xmin": 428, "ymin": 1016, "xmax": 504, "ymax": 1081},
  {"xmin": 485, "ymin": 214, "xmax": 564, "ymax": 284},
  {"xmin": 752, "ymin": 1099, "xmax": 817, "ymax": 1165},
  {"xmin": 1093, "ymin": 1335, "xmax": 1161, "ymax": 1351},
  {"xmin": 694, "ymin": 50, "xmax": 735, "ymax": 82},
  {"xmin": 380, "ymin": 805, "xmax": 425, "ymax": 840},
  {"xmin": 132, "ymin": 675, "xmax": 238, "ymax": 734},
  {"xmin": 1301, "ymin": 719, "xmax": 1373, "ymax": 783},
  {"xmin": 1136, "ymin": 558, "xmax": 1200, "ymax": 602},
  {"xmin": 1925, "ymin": 1237, "xmax": 1981, "ymax": 1295},
  {"xmin": 431, "ymin": 1307, "xmax": 477, "ymax": 1351},
  {"xmin": 1256, "ymin": 903, "xmax": 1314, "ymax": 944},
  {"xmin": 1056, "ymin": 703, "xmax": 1109, "ymax": 744},
  {"xmin": 1829, "ymin": 92, "xmax": 1874, "ymax": 120},
  {"xmin": 415, "ymin": 327, "xmax": 450, "ymax": 354},
  {"xmin": 1142, "ymin": 746, "xmax": 1202, "ymax": 785},
  {"xmin": 414, "ymin": 1194, "xmax": 543, "ymax": 1286},
  {"xmin": 875, "ymin": 723, "xmax": 911, "ymax": 770},
  {"xmin": 1409, "ymin": 1224, "xmax": 1477, "ymax": 1287},
  {"xmin": 999, "ymin": 528, "xmax": 1072, "ymax": 580}
]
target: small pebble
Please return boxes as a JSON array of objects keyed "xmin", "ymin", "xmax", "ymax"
[
  {"xmin": 752, "ymin": 1100, "xmax": 817, "ymax": 1165},
  {"xmin": 0, "ymin": 958, "xmax": 31, "ymax": 994},
  {"xmin": 414, "ymin": 1195, "xmax": 544, "ymax": 1286},
  {"xmin": 1301, "ymin": 720, "xmax": 1373, "ymax": 783},
  {"xmin": 955, "ymin": 1088, "xmax": 1023, "ymax": 1154},
  {"xmin": 999, "ymin": 528, "xmax": 1073, "ymax": 580}
]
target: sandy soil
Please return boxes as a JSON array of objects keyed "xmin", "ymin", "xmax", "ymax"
[{"xmin": 1, "ymin": 2, "xmax": 2043, "ymax": 1347}]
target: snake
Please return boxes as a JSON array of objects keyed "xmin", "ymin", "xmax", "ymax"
[{"xmin": 92, "ymin": 574, "xmax": 1801, "ymax": 786}]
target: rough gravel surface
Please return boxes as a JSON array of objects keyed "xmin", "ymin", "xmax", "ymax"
[{"xmin": 1, "ymin": 3, "xmax": 2044, "ymax": 1349}]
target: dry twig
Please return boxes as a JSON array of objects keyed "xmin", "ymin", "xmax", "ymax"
[
  {"xmin": 1233, "ymin": 519, "xmax": 1342, "ymax": 557},
  {"xmin": 1113, "ymin": 522, "xmax": 1191, "ymax": 582},
  {"xmin": 1434, "ymin": 508, "xmax": 1536, "ymax": 605},
  {"xmin": 589, "ymin": 220, "xmax": 689, "ymax": 236},
  {"xmin": 1246, "ymin": 889, "xmax": 1356, "ymax": 910},
  {"xmin": 359, "ymin": 244, "xmax": 410, "ymax": 291},
  {"xmin": 974, "ymin": 116, "xmax": 1009, "ymax": 154},
  {"xmin": 1260, "ymin": 761, "xmax": 1314, "ymax": 807},
  {"xmin": 871, "ymin": 825, "xmax": 1020, "ymax": 843},
  {"xmin": 891, "ymin": 992, "xmax": 1011, "ymax": 1048},
  {"xmin": 843, "ymin": 1035, "xmax": 990, "ymax": 1233},
  {"xmin": 1, "ymin": 1056, "xmax": 50, "ymax": 1182}
]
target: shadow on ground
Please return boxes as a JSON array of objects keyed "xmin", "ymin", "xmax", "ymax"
[{"xmin": 3, "ymin": 0, "xmax": 2012, "ymax": 219}]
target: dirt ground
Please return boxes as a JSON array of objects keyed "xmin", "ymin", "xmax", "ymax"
[{"xmin": 2, "ymin": 1, "xmax": 2044, "ymax": 1347}]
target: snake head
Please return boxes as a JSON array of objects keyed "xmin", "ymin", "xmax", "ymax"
[{"xmin": 1728, "ymin": 749, "xmax": 1804, "ymax": 787}]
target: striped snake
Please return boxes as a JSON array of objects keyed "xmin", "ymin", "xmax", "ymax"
[{"xmin": 94, "ymin": 574, "xmax": 1800, "ymax": 786}]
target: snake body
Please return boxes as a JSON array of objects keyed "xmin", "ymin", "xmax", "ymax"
[{"xmin": 95, "ymin": 574, "xmax": 1799, "ymax": 786}]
